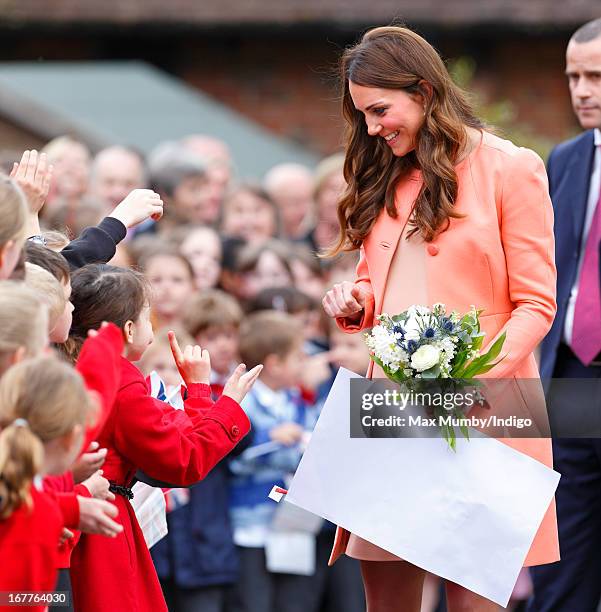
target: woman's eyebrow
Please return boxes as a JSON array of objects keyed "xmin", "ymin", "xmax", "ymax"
[{"xmin": 364, "ymin": 101, "xmax": 386, "ymax": 111}]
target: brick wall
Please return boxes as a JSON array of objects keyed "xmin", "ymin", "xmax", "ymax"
[
  {"xmin": 0, "ymin": 27, "xmax": 582, "ymax": 158},
  {"xmin": 176, "ymin": 31, "xmax": 579, "ymax": 156}
]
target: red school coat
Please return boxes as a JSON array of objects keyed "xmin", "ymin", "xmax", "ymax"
[
  {"xmin": 0, "ymin": 485, "xmax": 63, "ymax": 612},
  {"xmin": 70, "ymin": 357, "xmax": 250, "ymax": 612}
]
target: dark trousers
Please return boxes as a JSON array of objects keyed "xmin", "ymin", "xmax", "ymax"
[
  {"xmin": 160, "ymin": 579, "xmax": 232, "ymax": 612},
  {"xmin": 314, "ymin": 529, "xmax": 365, "ymax": 612},
  {"xmin": 529, "ymin": 344, "xmax": 601, "ymax": 612},
  {"xmin": 51, "ymin": 569, "xmax": 74, "ymax": 612},
  {"xmin": 228, "ymin": 534, "xmax": 366, "ymax": 612}
]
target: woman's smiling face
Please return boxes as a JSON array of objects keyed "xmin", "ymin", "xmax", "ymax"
[{"xmin": 348, "ymin": 81, "xmax": 426, "ymax": 157}]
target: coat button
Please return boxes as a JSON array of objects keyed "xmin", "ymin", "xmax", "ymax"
[
  {"xmin": 231, "ymin": 425, "xmax": 240, "ymax": 438},
  {"xmin": 427, "ymin": 244, "xmax": 439, "ymax": 256}
]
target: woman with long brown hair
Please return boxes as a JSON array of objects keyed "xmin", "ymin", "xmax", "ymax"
[{"xmin": 322, "ymin": 26, "xmax": 558, "ymax": 611}]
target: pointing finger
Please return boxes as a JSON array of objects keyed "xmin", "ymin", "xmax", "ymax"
[{"xmin": 168, "ymin": 331, "xmax": 184, "ymax": 364}]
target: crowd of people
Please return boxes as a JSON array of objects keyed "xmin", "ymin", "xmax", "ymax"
[
  {"xmin": 0, "ymin": 136, "xmax": 370, "ymax": 612},
  {"xmin": 4, "ymin": 13, "xmax": 601, "ymax": 612}
]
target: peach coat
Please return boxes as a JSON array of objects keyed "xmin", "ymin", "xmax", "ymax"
[{"xmin": 331, "ymin": 131, "xmax": 559, "ymax": 568}]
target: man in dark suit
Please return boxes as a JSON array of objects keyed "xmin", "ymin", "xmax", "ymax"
[{"xmin": 530, "ymin": 18, "xmax": 601, "ymax": 612}]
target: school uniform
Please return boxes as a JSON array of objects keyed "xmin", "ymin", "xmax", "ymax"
[{"xmin": 0, "ymin": 483, "xmax": 63, "ymax": 612}]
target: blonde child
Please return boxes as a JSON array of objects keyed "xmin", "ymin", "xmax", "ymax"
[
  {"xmin": 0, "ymin": 357, "xmax": 120, "ymax": 608},
  {"xmin": 0, "ymin": 281, "xmax": 124, "ymax": 537},
  {"xmin": 24, "ymin": 262, "xmax": 73, "ymax": 344}
]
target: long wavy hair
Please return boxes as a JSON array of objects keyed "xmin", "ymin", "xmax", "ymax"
[{"xmin": 328, "ymin": 26, "xmax": 484, "ymax": 254}]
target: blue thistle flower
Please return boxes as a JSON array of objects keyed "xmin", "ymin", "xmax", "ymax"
[
  {"xmin": 392, "ymin": 323, "xmax": 405, "ymax": 335},
  {"xmin": 407, "ymin": 340, "xmax": 418, "ymax": 353},
  {"xmin": 444, "ymin": 320, "xmax": 454, "ymax": 332},
  {"xmin": 423, "ymin": 327, "xmax": 435, "ymax": 339}
]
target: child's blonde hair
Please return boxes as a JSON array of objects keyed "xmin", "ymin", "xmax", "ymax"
[
  {"xmin": 0, "ymin": 282, "xmax": 48, "ymax": 372},
  {"xmin": 0, "ymin": 175, "xmax": 28, "ymax": 250},
  {"xmin": 24, "ymin": 262, "xmax": 65, "ymax": 332},
  {"xmin": 0, "ymin": 357, "xmax": 93, "ymax": 518}
]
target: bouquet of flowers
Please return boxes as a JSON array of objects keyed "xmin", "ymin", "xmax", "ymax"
[{"xmin": 364, "ymin": 303, "xmax": 506, "ymax": 449}]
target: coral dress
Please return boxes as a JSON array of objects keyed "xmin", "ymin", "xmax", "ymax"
[{"xmin": 334, "ymin": 131, "xmax": 559, "ymax": 567}]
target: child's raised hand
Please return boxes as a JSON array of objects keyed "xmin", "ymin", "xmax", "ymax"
[
  {"xmin": 108, "ymin": 188, "xmax": 164, "ymax": 228},
  {"xmin": 222, "ymin": 363, "xmax": 263, "ymax": 404},
  {"xmin": 10, "ymin": 150, "xmax": 53, "ymax": 215},
  {"xmin": 168, "ymin": 330, "xmax": 211, "ymax": 385}
]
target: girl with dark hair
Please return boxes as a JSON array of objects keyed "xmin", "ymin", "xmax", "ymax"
[
  {"xmin": 66, "ymin": 264, "xmax": 263, "ymax": 612},
  {"xmin": 322, "ymin": 26, "xmax": 558, "ymax": 611}
]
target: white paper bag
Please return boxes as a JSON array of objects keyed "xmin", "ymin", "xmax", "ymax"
[
  {"xmin": 131, "ymin": 481, "xmax": 168, "ymax": 549},
  {"xmin": 285, "ymin": 368, "xmax": 560, "ymax": 608}
]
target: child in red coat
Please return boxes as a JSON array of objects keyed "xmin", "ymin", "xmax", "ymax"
[
  {"xmin": 67, "ymin": 264, "xmax": 262, "ymax": 612},
  {"xmin": 0, "ymin": 357, "xmax": 109, "ymax": 612}
]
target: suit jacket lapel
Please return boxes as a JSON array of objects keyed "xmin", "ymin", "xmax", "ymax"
[{"xmin": 567, "ymin": 132, "xmax": 595, "ymax": 244}]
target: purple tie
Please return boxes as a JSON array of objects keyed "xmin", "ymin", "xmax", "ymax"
[{"xmin": 571, "ymin": 187, "xmax": 601, "ymax": 365}]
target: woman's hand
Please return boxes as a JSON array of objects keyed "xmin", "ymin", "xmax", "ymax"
[
  {"xmin": 322, "ymin": 282, "xmax": 366, "ymax": 320},
  {"xmin": 168, "ymin": 331, "xmax": 211, "ymax": 385},
  {"xmin": 222, "ymin": 363, "xmax": 263, "ymax": 404}
]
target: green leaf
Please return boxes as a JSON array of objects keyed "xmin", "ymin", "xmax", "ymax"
[
  {"xmin": 421, "ymin": 364, "xmax": 441, "ymax": 379},
  {"xmin": 480, "ymin": 332, "xmax": 506, "ymax": 364}
]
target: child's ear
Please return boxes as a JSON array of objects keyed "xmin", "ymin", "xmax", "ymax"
[
  {"xmin": 0, "ymin": 239, "xmax": 15, "ymax": 272},
  {"xmin": 124, "ymin": 319, "xmax": 135, "ymax": 344},
  {"xmin": 10, "ymin": 345, "xmax": 26, "ymax": 365},
  {"xmin": 60, "ymin": 423, "xmax": 84, "ymax": 454},
  {"xmin": 263, "ymin": 353, "xmax": 280, "ymax": 371}
]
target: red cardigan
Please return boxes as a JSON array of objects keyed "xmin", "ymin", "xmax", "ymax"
[
  {"xmin": 70, "ymin": 357, "xmax": 250, "ymax": 612},
  {"xmin": 0, "ymin": 485, "xmax": 63, "ymax": 612}
]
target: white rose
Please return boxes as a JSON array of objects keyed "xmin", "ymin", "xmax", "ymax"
[{"xmin": 410, "ymin": 345, "xmax": 440, "ymax": 372}]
